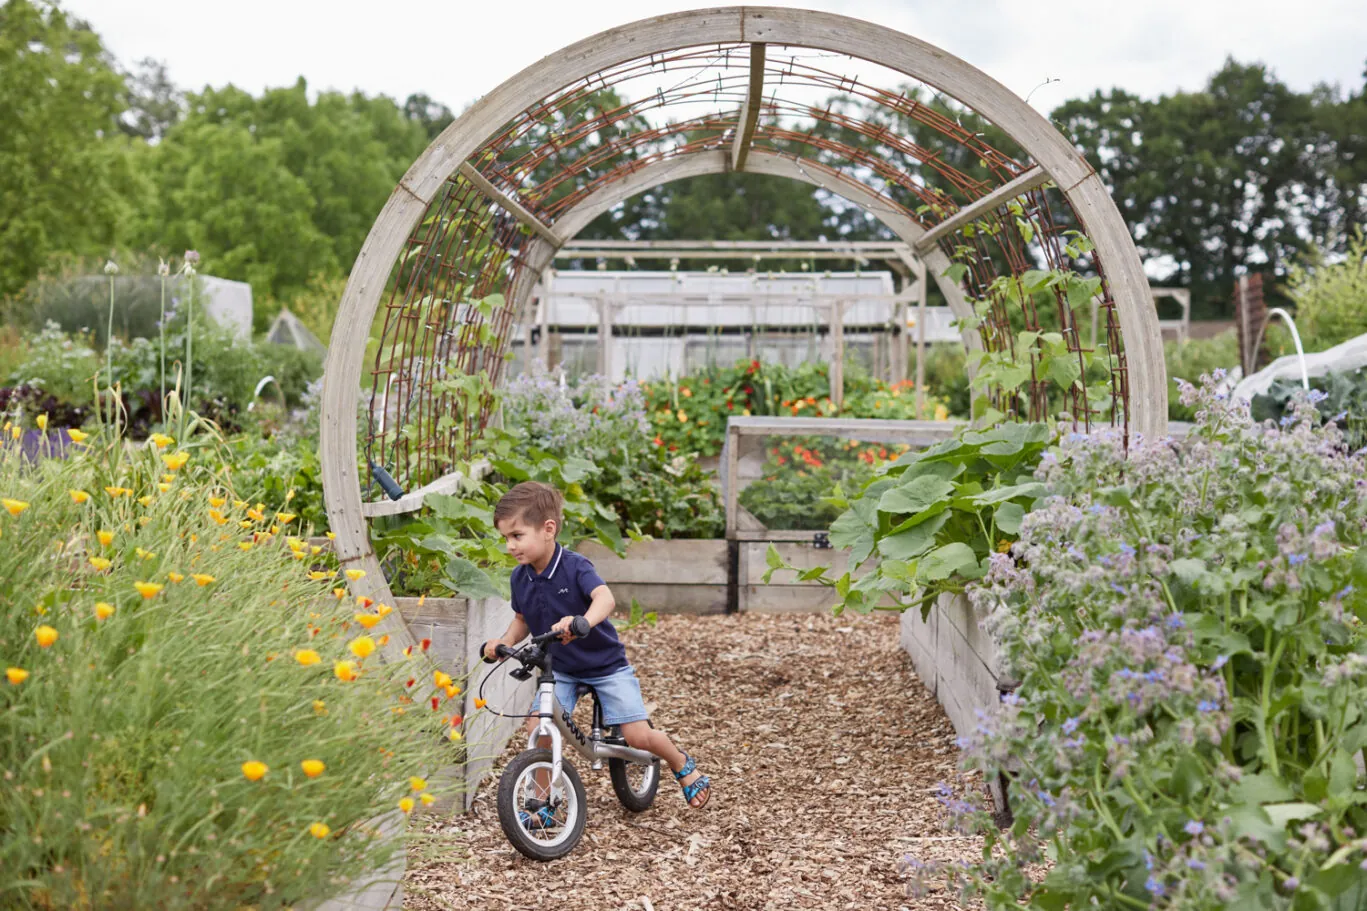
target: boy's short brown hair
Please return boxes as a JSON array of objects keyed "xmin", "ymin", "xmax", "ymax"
[{"xmin": 493, "ymin": 481, "xmax": 564, "ymax": 534}]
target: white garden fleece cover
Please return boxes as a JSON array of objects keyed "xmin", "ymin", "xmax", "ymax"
[{"xmin": 1232, "ymin": 331, "xmax": 1367, "ymax": 402}]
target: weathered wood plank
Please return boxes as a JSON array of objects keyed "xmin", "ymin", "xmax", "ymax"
[
  {"xmin": 730, "ymin": 42, "xmax": 766, "ymax": 172},
  {"xmin": 912, "ymin": 166, "xmax": 1048, "ymax": 253},
  {"xmin": 457, "ymin": 163, "xmax": 564, "ymax": 246},
  {"xmin": 575, "ymin": 539, "xmax": 729, "ymax": 585}
]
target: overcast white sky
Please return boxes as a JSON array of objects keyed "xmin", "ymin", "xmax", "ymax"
[{"xmin": 65, "ymin": 0, "xmax": 1367, "ymax": 115}]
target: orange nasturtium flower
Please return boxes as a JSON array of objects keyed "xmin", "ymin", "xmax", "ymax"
[
  {"xmin": 95, "ymin": 602, "xmax": 115, "ymax": 621},
  {"xmin": 241, "ymin": 761, "xmax": 268, "ymax": 782},
  {"xmin": 344, "ymin": 568, "xmax": 366, "ymax": 582},
  {"xmin": 89, "ymin": 557, "xmax": 113, "ymax": 571},
  {"xmin": 295, "ymin": 649, "xmax": 321, "ymax": 666},
  {"xmin": 134, "ymin": 581, "xmax": 164, "ymax": 599},
  {"xmin": 149, "ymin": 433, "xmax": 174, "ymax": 449},
  {"xmin": 300, "ymin": 759, "xmax": 326, "ymax": 778},
  {"xmin": 97, "ymin": 530, "xmax": 114, "ymax": 547},
  {"xmin": 162, "ymin": 451, "xmax": 190, "ymax": 472},
  {"xmin": 348, "ymin": 636, "xmax": 376, "ymax": 659},
  {"xmin": 35, "ymin": 625, "xmax": 58, "ymax": 648},
  {"xmin": 334, "ymin": 661, "xmax": 358, "ymax": 682},
  {"xmin": 68, "ymin": 489, "xmax": 91, "ymax": 505},
  {"xmin": 353, "ymin": 613, "xmax": 381, "ymax": 630},
  {"xmin": 309, "ymin": 822, "xmax": 331, "ymax": 839},
  {"xmin": 2, "ymin": 498, "xmax": 30, "ymax": 517},
  {"xmin": 7, "ymin": 667, "xmax": 29, "ymax": 685},
  {"xmin": 67, "ymin": 428, "xmax": 88, "ymax": 444},
  {"xmin": 398, "ymin": 797, "xmax": 415, "ymax": 814},
  {"xmin": 191, "ymin": 574, "xmax": 216, "ymax": 586}
]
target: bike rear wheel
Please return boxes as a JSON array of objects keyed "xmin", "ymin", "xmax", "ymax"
[
  {"xmin": 606, "ymin": 725, "xmax": 660, "ymax": 812},
  {"xmin": 496, "ymin": 749, "xmax": 587, "ymax": 861}
]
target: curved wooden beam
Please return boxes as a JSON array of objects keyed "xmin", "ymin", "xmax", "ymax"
[
  {"xmin": 730, "ymin": 43, "xmax": 766, "ymax": 172},
  {"xmin": 321, "ymin": 6, "xmax": 1165, "ymax": 616}
]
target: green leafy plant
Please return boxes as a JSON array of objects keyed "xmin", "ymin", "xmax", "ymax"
[
  {"xmin": 1287, "ymin": 230, "xmax": 1367, "ymax": 353},
  {"xmin": 1251, "ymin": 368, "xmax": 1367, "ymax": 454},
  {"xmin": 763, "ymin": 422, "xmax": 1052, "ymax": 615}
]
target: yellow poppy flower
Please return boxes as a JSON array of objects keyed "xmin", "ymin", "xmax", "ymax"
[
  {"xmin": 168, "ymin": 572, "xmax": 184, "ymax": 583},
  {"xmin": 137, "ymin": 495, "xmax": 154, "ymax": 507},
  {"xmin": 162, "ymin": 451, "xmax": 190, "ymax": 472},
  {"xmin": 308, "ymin": 822, "xmax": 330, "ymax": 839},
  {"xmin": 310, "ymin": 545, "xmax": 322, "ymax": 555},
  {"xmin": 325, "ymin": 531, "xmax": 336, "ymax": 540},
  {"xmin": 376, "ymin": 603, "xmax": 393, "ymax": 619},
  {"xmin": 238, "ymin": 542, "xmax": 252, "ymax": 551},
  {"xmin": 291, "ymin": 550, "xmax": 305, "ymax": 561},
  {"xmin": 9, "ymin": 426, "xmax": 17, "ymax": 441},
  {"xmin": 233, "ymin": 499, "xmax": 247, "ymax": 509},
  {"xmin": 313, "ymin": 699, "xmax": 327, "ymax": 715},
  {"xmin": 276, "ymin": 513, "xmax": 296, "ymax": 524},
  {"xmin": 149, "ymin": 433, "xmax": 174, "ymax": 449},
  {"xmin": 420, "ymin": 792, "xmax": 436, "ymax": 806},
  {"xmin": 191, "ymin": 574, "xmax": 215, "ymax": 586},
  {"xmin": 353, "ymin": 613, "xmax": 381, "ymax": 630},
  {"xmin": 6, "ymin": 667, "xmax": 29, "ymax": 685},
  {"xmin": 300, "ymin": 759, "xmax": 326, "ymax": 778},
  {"xmin": 308, "ymin": 571, "xmax": 330, "ymax": 581},
  {"xmin": 237, "ymin": 520, "xmax": 253, "ymax": 529},
  {"xmin": 295, "ymin": 649, "xmax": 321, "ymax": 666},
  {"xmin": 158, "ymin": 483, "xmax": 171, "ymax": 493},
  {"xmin": 36, "ymin": 414, "xmax": 47, "ymax": 431},
  {"xmin": 2, "ymin": 498, "xmax": 30, "ymax": 517},
  {"xmin": 398, "ymin": 797, "xmax": 415, "ymax": 814},
  {"xmin": 433, "ymin": 671, "xmax": 452, "ymax": 689},
  {"xmin": 447, "ymin": 728, "xmax": 463, "ymax": 742},
  {"xmin": 67, "ymin": 428, "xmax": 88, "ymax": 444},
  {"xmin": 409, "ymin": 776, "xmax": 427, "ymax": 792},
  {"xmin": 333, "ymin": 660, "xmax": 358, "ymax": 682},
  {"xmin": 104, "ymin": 486, "xmax": 128, "ymax": 498},
  {"xmin": 209, "ymin": 496, "xmax": 226, "ymax": 508},
  {"xmin": 344, "ymin": 568, "xmax": 365, "ymax": 581},
  {"xmin": 95, "ymin": 602, "xmax": 115, "ymax": 620},
  {"xmin": 162, "ymin": 474, "xmax": 175, "ymax": 484},
  {"xmin": 35, "ymin": 625, "xmax": 58, "ymax": 648},
  {"xmin": 348, "ymin": 636, "xmax": 376, "ymax": 659},
  {"xmin": 135, "ymin": 547, "xmax": 156, "ymax": 560},
  {"xmin": 89, "ymin": 557, "xmax": 112, "ymax": 571},
  {"xmin": 97, "ymin": 530, "xmax": 114, "ymax": 547},
  {"xmin": 68, "ymin": 489, "xmax": 91, "ymax": 505},
  {"xmin": 473, "ymin": 698, "xmax": 487, "ymax": 710},
  {"xmin": 332, "ymin": 588, "xmax": 346, "ymax": 600},
  {"xmin": 240, "ymin": 761, "xmax": 268, "ymax": 782},
  {"xmin": 246, "ymin": 508, "xmax": 265, "ymax": 522},
  {"xmin": 133, "ymin": 582, "xmax": 164, "ymax": 599},
  {"xmin": 208, "ymin": 509, "xmax": 227, "ymax": 526},
  {"xmin": 443, "ymin": 684, "xmax": 460, "ymax": 699}
]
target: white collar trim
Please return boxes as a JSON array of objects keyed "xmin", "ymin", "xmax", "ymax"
[{"xmin": 544, "ymin": 544, "xmax": 563, "ymax": 580}]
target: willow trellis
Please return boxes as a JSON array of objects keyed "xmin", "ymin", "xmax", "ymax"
[{"xmin": 319, "ymin": 6, "xmax": 1167, "ymax": 642}]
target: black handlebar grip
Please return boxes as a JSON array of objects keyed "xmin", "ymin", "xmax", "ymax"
[{"xmin": 570, "ymin": 615, "xmax": 590, "ymax": 639}]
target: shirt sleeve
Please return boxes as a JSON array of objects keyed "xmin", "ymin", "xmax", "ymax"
[
  {"xmin": 576, "ymin": 557, "xmax": 607, "ymax": 603},
  {"xmin": 509, "ymin": 566, "xmax": 524, "ymax": 615}
]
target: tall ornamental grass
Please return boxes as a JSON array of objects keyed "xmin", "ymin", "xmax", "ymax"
[{"xmin": 0, "ymin": 422, "xmax": 463, "ymax": 910}]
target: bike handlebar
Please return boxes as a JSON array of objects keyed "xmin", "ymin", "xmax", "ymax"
[{"xmin": 482, "ymin": 615, "xmax": 590, "ymax": 664}]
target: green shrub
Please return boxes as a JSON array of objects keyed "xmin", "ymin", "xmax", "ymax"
[
  {"xmin": 0, "ymin": 426, "xmax": 460, "ymax": 909},
  {"xmin": 922, "ymin": 380, "xmax": 1367, "ymax": 908},
  {"xmin": 1164, "ymin": 330, "xmax": 1239, "ymax": 421},
  {"xmin": 1289, "ymin": 231, "xmax": 1367, "ymax": 353}
]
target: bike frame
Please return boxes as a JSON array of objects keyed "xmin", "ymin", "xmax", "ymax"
[{"xmin": 524, "ymin": 666, "xmax": 655, "ymax": 786}]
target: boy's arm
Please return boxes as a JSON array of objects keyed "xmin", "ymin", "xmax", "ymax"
[{"xmin": 550, "ymin": 584, "xmax": 615, "ymax": 642}]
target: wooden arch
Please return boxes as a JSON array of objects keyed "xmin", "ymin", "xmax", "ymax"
[{"xmin": 320, "ymin": 7, "xmax": 1166, "ymax": 621}]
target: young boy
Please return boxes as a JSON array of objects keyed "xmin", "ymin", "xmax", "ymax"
[{"xmin": 483, "ymin": 481, "xmax": 711, "ymax": 816}]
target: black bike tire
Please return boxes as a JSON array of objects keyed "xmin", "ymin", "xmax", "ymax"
[
  {"xmin": 608, "ymin": 755, "xmax": 660, "ymax": 812},
  {"xmin": 495, "ymin": 749, "xmax": 588, "ymax": 861}
]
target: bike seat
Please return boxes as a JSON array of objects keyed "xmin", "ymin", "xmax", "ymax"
[{"xmin": 574, "ymin": 683, "xmax": 596, "ymax": 699}]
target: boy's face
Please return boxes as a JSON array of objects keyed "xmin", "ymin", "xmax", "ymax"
[{"xmin": 496, "ymin": 513, "xmax": 558, "ymax": 566}]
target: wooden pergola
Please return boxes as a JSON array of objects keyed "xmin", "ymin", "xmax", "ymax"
[{"xmin": 318, "ymin": 6, "xmax": 1168, "ymax": 640}]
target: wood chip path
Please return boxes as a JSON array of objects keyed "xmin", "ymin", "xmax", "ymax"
[{"xmin": 405, "ymin": 612, "xmax": 982, "ymax": 911}]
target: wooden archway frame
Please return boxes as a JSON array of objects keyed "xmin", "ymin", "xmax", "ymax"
[{"xmin": 321, "ymin": 7, "xmax": 1166, "ymax": 621}]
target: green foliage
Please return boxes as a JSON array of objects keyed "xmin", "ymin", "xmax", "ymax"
[
  {"xmin": 0, "ymin": 0, "xmax": 140, "ymax": 299},
  {"xmin": 1287, "ymin": 231, "xmax": 1367, "ymax": 353},
  {"xmin": 6, "ymin": 322, "xmax": 102, "ymax": 409},
  {"xmin": 938, "ymin": 382, "xmax": 1367, "ymax": 909},
  {"xmin": 214, "ymin": 433, "xmax": 328, "ymax": 534},
  {"xmin": 739, "ymin": 438, "xmax": 896, "ymax": 531},
  {"xmin": 764, "ymin": 422, "xmax": 1052, "ymax": 615},
  {"xmin": 1251, "ymin": 369, "xmax": 1367, "ymax": 453},
  {"xmin": 1164, "ymin": 331, "xmax": 1240, "ymax": 421},
  {"xmin": 0, "ymin": 428, "xmax": 458, "ymax": 909}
]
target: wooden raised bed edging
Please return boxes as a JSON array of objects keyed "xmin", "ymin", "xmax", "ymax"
[{"xmin": 901, "ymin": 592, "xmax": 1015, "ymax": 825}]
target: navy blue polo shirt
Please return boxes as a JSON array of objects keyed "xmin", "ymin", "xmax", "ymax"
[{"xmin": 511, "ymin": 544, "xmax": 627, "ymax": 676}]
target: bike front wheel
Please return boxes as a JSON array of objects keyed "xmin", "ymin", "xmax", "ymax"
[{"xmin": 495, "ymin": 749, "xmax": 587, "ymax": 861}]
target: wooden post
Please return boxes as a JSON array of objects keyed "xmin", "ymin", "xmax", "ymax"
[
  {"xmin": 830, "ymin": 299, "xmax": 845, "ymax": 409},
  {"xmin": 915, "ymin": 270, "xmax": 927, "ymax": 417},
  {"xmin": 597, "ymin": 293, "xmax": 612, "ymax": 378}
]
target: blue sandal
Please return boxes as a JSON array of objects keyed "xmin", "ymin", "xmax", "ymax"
[
  {"xmin": 518, "ymin": 798, "xmax": 560, "ymax": 831},
  {"xmin": 674, "ymin": 753, "xmax": 711, "ymax": 809}
]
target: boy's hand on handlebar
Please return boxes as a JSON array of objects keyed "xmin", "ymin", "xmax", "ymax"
[
  {"xmin": 550, "ymin": 616, "xmax": 577, "ymax": 644},
  {"xmin": 482, "ymin": 639, "xmax": 505, "ymax": 662}
]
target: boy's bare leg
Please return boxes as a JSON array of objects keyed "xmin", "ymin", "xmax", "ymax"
[{"xmin": 617, "ymin": 720, "xmax": 709, "ymax": 808}]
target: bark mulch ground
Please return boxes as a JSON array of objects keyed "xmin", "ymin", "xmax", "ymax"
[{"xmin": 404, "ymin": 611, "xmax": 983, "ymax": 911}]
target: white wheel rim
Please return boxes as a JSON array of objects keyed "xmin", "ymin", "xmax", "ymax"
[
  {"xmin": 626, "ymin": 760, "xmax": 658, "ymax": 798},
  {"xmin": 512, "ymin": 762, "xmax": 579, "ymax": 848}
]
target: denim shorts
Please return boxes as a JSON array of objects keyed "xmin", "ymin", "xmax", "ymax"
[{"xmin": 530, "ymin": 664, "xmax": 649, "ymax": 727}]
